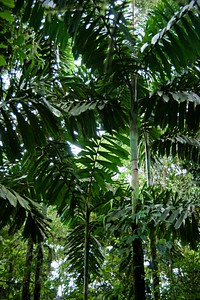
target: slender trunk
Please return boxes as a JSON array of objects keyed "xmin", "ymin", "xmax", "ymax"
[
  {"xmin": 34, "ymin": 243, "xmax": 44, "ymax": 300},
  {"xmin": 132, "ymin": 223, "xmax": 146, "ymax": 300},
  {"xmin": 130, "ymin": 7, "xmax": 146, "ymax": 298},
  {"xmin": 144, "ymin": 131, "xmax": 152, "ymax": 187},
  {"xmin": 130, "ymin": 76, "xmax": 146, "ymax": 300},
  {"xmin": 144, "ymin": 131, "xmax": 160, "ymax": 300},
  {"xmin": 46, "ymin": 245, "xmax": 53, "ymax": 277},
  {"xmin": 130, "ymin": 80, "xmax": 139, "ymax": 202},
  {"xmin": 83, "ymin": 203, "xmax": 90, "ymax": 300},
  {"xmin": 6, "ymin": 260, "xmax": 14, "ymax": 298},
  {"xmin": 22, "ymin": 237, "xmax": 34, "ymax": 300},
  {"xmin": 130, "ymin": 2, "xmax": 146, "ymax": 298},
  {"xmin": 149, "ymin": 224, "xmax": 160, "ymax": 300}
]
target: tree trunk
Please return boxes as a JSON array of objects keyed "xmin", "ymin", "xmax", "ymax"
[
  {"xmin": 6, "ymin": 260, "xmax": 14, "ymax": 298},
  {"xmin": 34, "ymin": 243, "xmax": 44, "ymax": 300},
  {"xmin": 144, "ymin": 131, "xmax": 152, "ymax": 187},
  {"xmin": 149, "ymin": 224, "xmax": 160, "ymax": 300},
  {"xmin": 83, "ymin": 203, "xmax": 90, "ymax": 300},
  {"xmin": 132, "ymin": 224, "xmax": 146, "ymax": 300},
  {"xmin": 130, "ymin": 76, "xmax": 146, "ymax": 300},
  {"xmin": 144, "ymin": 131, "xmax": 160, "ymax": 300},
  {"xmin": 22, "ymin": 237, "xmax": 34, "ymax": 300},
  {"xmin": 46, "ymin": 245, "xmax": 53, "ymax": 277},
  {"xmin": 130, "ymin": 3, "xmax": 146, "ymax": 296}
]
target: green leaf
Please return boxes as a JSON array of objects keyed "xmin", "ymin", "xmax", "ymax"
[
  {"xmin": 167, "ymin": 31, "xmax": 187, "ymax": 67},
  {"xmin": 1, "ymin": 110, "xmax": 21, "ymax": 160},
  {"xmin": 188, "ymin": 11, "xmax": 200, "ymax": 39},
  {"xmin": 0, "ymin": 185, "xmax": 17, "ymax": 207},
  {"xmin": 101, "ymin": 142, "xmax": 128, "ymax": 159},
  {"xmin": 0, "ymin": 0, "xmax": 15, "ymax": 8},
  {"xmin": 92, "ymin": 172, "xmax": 106, "ymax": 190},
  {"xmin": 11, "ymin": 105, "xmax": 36, "ymax": 154},
  {"xmin": 178, "ymin": 101, "xmax": 186, "ymax": 130},
  {"xmin": 151, "ymin": 32, "xmax": 160, "ymax": 45},
  {"xmin": 96, "ymin": 159, "xmax": 118, "ymax": 172},
  {"xmin": 107, "ymin": 208, "xmax": 125, "ymax": 222},
  {"xmin": 0, "ymin": 10, "xmax": 14, "ymax": 21},
  {"xmin": 17, "ymin": 48, "xmax": 26, "ymax": 62},
  {"xmin": 0, "ymin": 55, "xmax": 6, "ymax": 66},
  {"xmin": 43, "ymin": 99, "xmax": 62, "ymax": 118},
  {"xmin": 114, "ymin": 132, "xmax": 130, "ymax": 146},
  {"xmin": 181, "ymin": 17, "xmax": 200, "ymax": 56},
  {"xmin": 162, "ymin": 38, "xmax": 181, "ymax": 72},
  {"xmin": 29, "ymin": 1, "xmax": 44, "ymax": 31},
  {"xmin": 35, "ymin": 103, "xmax": 60, "ymax": 137},
  {"xmin": 167, "ymin": 208, "xmax": 181, "ymax": 223},
  {"xmin": 69, "ymin": 102, "xmax": 96, "ymax": 116},
  {"xmin": 77, "ymin": 156, "xmax": 95, "ymax": 166},
  {"xmin": 98, "ymin": 151, "xmax": 122, "ymax": 165},
  {"xmin": 15, "ymin": 35, "xmax": 25, "ymax": 46},
  {"xmin": 22, "ymin": 0, "xmax": 32, "ymax": 23},
  {"xmin": 155, "ymin": 45, "xmax": 171, "ymax": 78},
  {"xmin": 175, "ymin": 210, "xmax": 188, "ymax": 230},
  {"xmin": 68, "ymin": 10, "xmax": 83, "ymax": 36},
  {"xmin": 22, "ymin": 103, "xmax": 46, "ymax": 146},
  {"xmin": 14, "ymin": 193, "xmax": 30, "ymax": 210},
  {"xmin": 160, "ymin": 206, "xmax": 172, "ymax": 221}
]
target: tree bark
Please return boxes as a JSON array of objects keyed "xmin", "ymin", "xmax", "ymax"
[
  {"xmin": 6, "ymin": 260, "xmax": 14, "ymax": 298},
  {"xmin": 144, "ymin": 131, "xmax": 160, "ymax": 300},
  {"xmin": 22, "ymin": 237, "xmax": 34, "ymax": 300},
  {"xmin": 130, "ymin": 4, "xmax": 146, "ymax": 296},
  {"xmin": 149, "ymin": 224, "xmax": 160, "ymax": 300},
  {"xmin": 130, "ymin": 76, "xmax": 146, "ymax": 300},
  {"xmin": 132, "ymin": 224, "xmax": 146, "ymax": 300},
  {"xmin": 83, "ymin": 203, "xmax": 90, "ymax": 300},
  {"xmin": 34, "ymin": 243, "xmax": 44, "ymax": 300},
  {"xmin": 46, "ymin": 245, "xmax": 53, "ymax": 277}
]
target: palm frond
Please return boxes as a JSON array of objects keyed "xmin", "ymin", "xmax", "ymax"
[
  {"xmin": 65, "ymin": 222, "xmax": 104, "ymax": 282},
  {"xmin": 143, "ymin": 184, "xmax": 200, "ymax": 249},
  {"xmin": 140, "ymin": 0, "xmax": 200, "ymax": 79},
  {"xmin": 0, "ymin": 183, "xmax": 49, "ymax": 242},
  {"xmin": 152, "ymin": 133, "xmax": 200, "ymax": 163}
]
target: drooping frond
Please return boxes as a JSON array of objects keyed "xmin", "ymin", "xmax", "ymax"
[
  {"xmin": 143, "ymin": 184, "xmax": 200, "ymax": 249},
  {"xmin": 140, "ymin": 0, "xmax": 200, "ymax": 80},
  {"xmin": 0, "ymin": 183, "xmax": 49, "ymax": 242},
  {"xmin": 152, "ymin": 133, "xmax": 200, "ymax": 164},
  {"xmin": 64, "ymin": 221, "xmax": 104, "ymax": 283},
  {"xmin": 0, "ymin": 93, "xmax": 61, "ymax": 162}
]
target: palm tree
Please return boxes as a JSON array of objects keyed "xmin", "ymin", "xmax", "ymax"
[
  {"xmin": 1, "ymin": 0, "xmax": 200, "ymax": 298},
  {"xmin": 22, "ymin": 130, "xmax": 129, "ymax": 298},
  {"xmin": 53, "ymin": 1, "xmax": 200, "ymax": 298}
]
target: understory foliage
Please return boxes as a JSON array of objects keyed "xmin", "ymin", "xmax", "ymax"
[{"xmin": 0, "ymin": 0, "xmax": 200, "ymax": 299}]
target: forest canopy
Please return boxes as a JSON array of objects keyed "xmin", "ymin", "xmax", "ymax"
[{"xmin": 0, "ymin": 0, "xmax": 200, "ymax": 299}]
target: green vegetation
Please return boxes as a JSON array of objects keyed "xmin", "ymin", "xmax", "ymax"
[{"xmin": 0, "ymin": 0, "xmax": 200, "ymax": 299}]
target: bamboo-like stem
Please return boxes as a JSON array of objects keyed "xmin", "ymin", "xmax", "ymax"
[
  {"xmin": 34, "ymin": 243, "xmax": 44, "ymax": 300},
  {"xmin": 144, "ymin": 131, "xmax": 152, "ymax": 186},
  {"xmin": 130, "ymin": 76, "xmax": 139, "ymax": 203},
  {"xmin": 130, "ymin": 77, "xmax": 146, "ymax": 300},
  {"xmin": 83, "ymin": 203, "xmax": 90, "ymax": 300},
  {"xmin": 144, "ymin": 131, "xmax": 160, "ymax": 300},
  {"xmin": 149, "ymin": 224, "xmax": 160, "ymax": 300},
  {"xmin": 130, "ymin": 1, "xmax": 146, "ymax": 299},
  {"xmin": 22, "ymin": 237, "xmax": 34, "ymax": 300}
]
